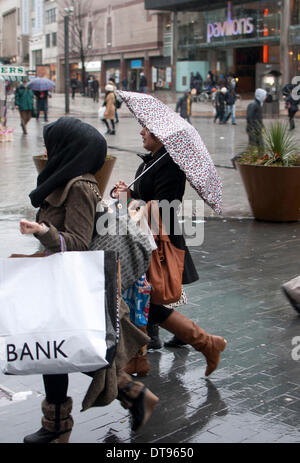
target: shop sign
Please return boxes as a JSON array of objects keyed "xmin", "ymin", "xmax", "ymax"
[
  {"xmin": 207, "ymin": 1, "xmax": 255, "ymax": 43},
  {"xmin": 0, "ymin": 66, "xmax": 26, "ymax": 76},
  {"xmin": 131, "ymin": 60, "xmax": 142, "ymax": 69},
  {"xmin": 78, "ymin": 61, "xmax": 101, "ymax": 71}
]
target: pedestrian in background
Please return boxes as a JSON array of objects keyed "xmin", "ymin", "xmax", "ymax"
[
  {"xmin": 34, "ymin": 90, "xmax": 49, "ymax": 122},
  {"xmin": 15, "ymin": 78, "xmax": 34, "ymax": 134},
  {"xmin": 108, "ymin": 77, "xmax": 119, "ymax": 123},
  {"xmin": 284, "ymin": 85, "xmax": 298, "ymax": 131},
  {"xmin": 139, "ymin": 72, "xmax": 147, "ymax": 93},
  {"xmin": 214, "ymin": 87, "xmax": 227, "ymax": 124},
  {"xmin": 176, "ymin": 89, "xmax": 192, "ymax": 123},
  {"xmin": 224, "ymin": 87, "xmax": 237, "ymax": 125},
  {"xmin": 70, "ymin": 75, "xmax": 79, "ymax": 99},
  {"xmin": 227, "ymin": 72, "xmax": 237, "ymax": 90},
  {"xmin": 246, "ymin": 88, "xmax": 267, "ymax": 150},
  {"xmin": 103, "ymin": 84, "xmax": 116, "ymax": 134},
  {"xmin": 92, "ymin": 77, "xmax": 100, "ymax": 103}
]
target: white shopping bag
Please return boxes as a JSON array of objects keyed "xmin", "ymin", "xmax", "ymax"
[{"xmin": 0, "ymin": 251, "xmax": 117, "ymax": 375}]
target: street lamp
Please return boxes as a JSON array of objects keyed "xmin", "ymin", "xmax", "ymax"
[{"xmin": 64, "ymin": 7, "xmax": 74, "ymax": 114}]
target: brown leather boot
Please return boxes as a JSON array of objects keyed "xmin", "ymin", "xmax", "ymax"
[
  {"xmin": 117, "ymin": 370, "xmax": 159, "ymax": 432},
  {"xmin": 160, "ymin": 311, "xmax": 227, "ymax": 376}
]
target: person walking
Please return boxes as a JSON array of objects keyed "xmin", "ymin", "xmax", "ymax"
[
  {"xmin": 108, "ymin": 77, "xmax": 119, "ymax": 123},
  {"xmin": 285, "ymin": 86, "xmax": 299, "ymax": 131},
  {"xmin": 176, "ymin": 89, "xmax": 192, "ymax": 123},
  {"xmin": 214, "ymin": 87, "xmax": 227, "ymax": 124},
  {"xmin": 224, "ymin": 87, "xmax": 237, "ymax": 125},
  {"xmin": 34, "ymin": 90, "xmax": 49, "ymax": 122},
  {"xmin": 70, "ymin": 75, "xmax": 79, "ymax": 99},
  {"xmin": 113, "ymin": 127, "xmax": 227, "ymax": 377},
  {"xmin": 103, "ymin": 84, "xmax": 116, "ymax": 134},
  {"xmin": 139, "ymin": 72, "xmax": 147, "ymax": 93},
  {"xmin": 19, "ymin": 117, "xmax": 158, "ymax": 443},
  {"xmin": 92, "ymin": 77, "xmax": 100, "ymax": 103},
  {"xmin": 246, "ymin": 88, "xmax": 267, "ymax": 150},
  {"xmin": 14, "ymin": 79, "xmax": 34, "ymax": 134}
]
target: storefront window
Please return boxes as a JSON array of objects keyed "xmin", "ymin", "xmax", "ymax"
[{"xmin": 177, "ymin": 0, "xmax": 280, "ymax": 59}]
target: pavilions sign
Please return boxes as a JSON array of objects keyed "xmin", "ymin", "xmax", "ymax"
[{"xmin": 207, "ymin": 1, "xmax": 255, "ymax": 43}]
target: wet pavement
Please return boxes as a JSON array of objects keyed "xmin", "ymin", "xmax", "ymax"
[{"xmin": 0, "ymin": 93, "xmax": 299, "ymax": 444}]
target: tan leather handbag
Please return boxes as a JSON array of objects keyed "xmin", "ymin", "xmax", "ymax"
[{"xmin": 147, "ymin": 201, "xmax": 185, "ymax": 305}]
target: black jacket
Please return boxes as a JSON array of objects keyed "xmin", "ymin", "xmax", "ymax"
[
  {"xmin": 131, "ymin": 147, "xmax": 199, "ymax": 285},
  {"xmin": 132, "ymin": 147, "xmax": 199, "ymax": 284},
  {"xmin": 215, "ymin": 91, "xmax": 226, "ymax": 108},
  {"xmin": 246, "ymin": 99, "xmax": 263, "ymax": 133},
  {"xmin": 286, "ymin": 94, "xmax": 299, "ymax": 112},
  {"xmin": 176, "ymin": 94, "xmax": 192, "ymax": 118},
  {"xmin": 226, "ymin": 90, "xmax": 236, "ymax": 106}
]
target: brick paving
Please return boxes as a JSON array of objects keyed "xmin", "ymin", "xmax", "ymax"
[{"xmin": 0, "ymin": 93, "xmax": 299, "ymax": 444}]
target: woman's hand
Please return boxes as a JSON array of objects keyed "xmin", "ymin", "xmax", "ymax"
[
  {"xmin": 112, "ymin": 180, "xmax": 131, "ymax": 200},
  {"xmin": 20, "ymin": 219, "xmax": 43, "ymax": 235}
]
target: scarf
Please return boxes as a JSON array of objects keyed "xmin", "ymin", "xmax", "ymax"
[{"xmin": 29, "ymin": 117, "xmax": 107, "ymax": 208}]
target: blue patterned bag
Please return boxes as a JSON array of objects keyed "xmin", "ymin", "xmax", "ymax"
[{"xmin": 122, "ymin": 274, "xmax": 151, "ymax": 326}]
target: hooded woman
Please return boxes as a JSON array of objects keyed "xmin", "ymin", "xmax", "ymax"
[
  {"xmin": 246, "ymin": 88, "xmax": 267, "ymax": 149},
  {"xmin": 19, "ymin": 117, "xmax": 158, "ymax": 443}
]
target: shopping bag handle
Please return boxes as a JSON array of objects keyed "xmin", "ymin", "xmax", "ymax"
[{"xmin": 59, "ymin": 234, "xmax": 67, "ymax": 252}]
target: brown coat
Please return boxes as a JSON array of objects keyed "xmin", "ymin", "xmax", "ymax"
[
  {"xmin": 104, "ymin": 92, "xmax": 115, "ymax": 120},
  {"xmin": 35, "ymin": 173, "xmax": 149, "ymax": 410},
  {"xmin": 36, "ymin": 174, "xmax": 98, "ymax": 252}
]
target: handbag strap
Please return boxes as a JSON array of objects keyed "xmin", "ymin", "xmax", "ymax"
[{"xmin": 147, "ymin": 200, "xmax": 169, "ymax": 242}]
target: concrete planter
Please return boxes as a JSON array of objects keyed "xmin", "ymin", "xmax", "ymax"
[
  {"xmin": 33, "ymin": 155, "xmax": 116, "ymax": 197},
  {"xmin": 236, "ymin": 162, "xmax": 300, "ymax": 222}
]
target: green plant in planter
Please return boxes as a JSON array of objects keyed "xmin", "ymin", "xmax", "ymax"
[{"xmin": 239, "ymin": 122, "xmax": 300, "ymax": 167}]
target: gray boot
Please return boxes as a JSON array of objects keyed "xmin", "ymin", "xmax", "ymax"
[
  {"xmin": 146, "ymin": 322, "xmax": 162, "ymax": 349},
  {"xmin": 23, "ymin": 397, "xmax": 73, "ymax": 443}
]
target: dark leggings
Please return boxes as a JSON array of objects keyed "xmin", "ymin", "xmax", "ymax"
[
  {"xmin": 103, "ymin": 119, "xmax": 115, "ymax": 132},
  {"xmin": 148, "ymin": 303, "xmax": 173, "ymax": 325},
  {"xmin": 43, "ymin": 374, "xmax": 69, "ymax": 405}
]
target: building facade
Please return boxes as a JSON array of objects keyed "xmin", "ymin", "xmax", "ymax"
[
  {"xmin": 56, "ymin": 0, "xmax": 172, "ymax": 92},
  {"xmin": 145, "ymin": 0, "xmax": 298, "ymax": 92},
  {"xmin": 29, "ymin": 0, "xmax": 58, "ymax": 81},
  {"xmin": 0, "ymin": 0, "xmax": 29, "ymax": 66}
]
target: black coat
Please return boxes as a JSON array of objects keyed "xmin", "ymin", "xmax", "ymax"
[
  {"xmin": 215, "ymin": 91, "xmax": 226, "ymax": 108},
  {"xmin": 286, "ymin": 94, "xmax": 299, "ymax": 113},
  {"xmin": 246, "ymin": 99, "xmax": 263, "ymax": 133},
  {"xmin": 176, "ymin": 94, "xmax": 192, "ymax": 118},
  {"xmin": 131, "ymin": 147, "xmax": 199, "ymax": 285}
]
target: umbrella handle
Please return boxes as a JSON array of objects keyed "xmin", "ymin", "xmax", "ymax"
[
  {"xmin": 109, "ymin": 152, "xmax": 167, "ymax": 199},
  {"xmin": 110, "ymin": 187, "xmax": 117, "ymax": 199}
]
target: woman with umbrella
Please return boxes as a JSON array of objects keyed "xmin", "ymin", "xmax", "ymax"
[
  {"xmin": 113, "ymin": 91, "xmax": 227, "ymax": 378},
  {"xmin": 27, "ymin": 77, "xmax": 55, "ymax": 122}
]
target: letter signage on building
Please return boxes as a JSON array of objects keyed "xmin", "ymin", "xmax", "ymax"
[{"xmin": 207, "ymin": 1, "xmax": 255, "ymax": 43}]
